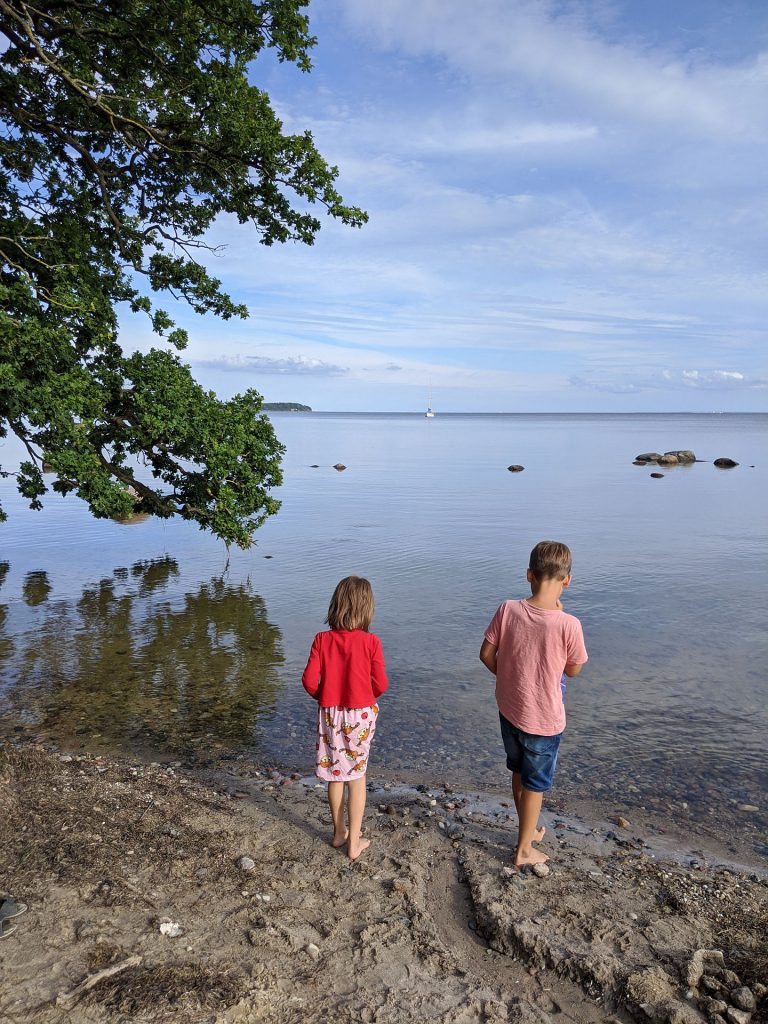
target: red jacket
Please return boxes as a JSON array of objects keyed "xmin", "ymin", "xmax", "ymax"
[{"xmin": 302, "ymin": 629, "xmax": 388, "ymax": 709}]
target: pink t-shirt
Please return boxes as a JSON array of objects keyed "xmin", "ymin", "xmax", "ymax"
[{"xmin": 484, "ymin": 599, "xmax": 588, "ymax": 736}]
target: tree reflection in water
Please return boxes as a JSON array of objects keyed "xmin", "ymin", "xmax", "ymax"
[{"xmin": 1, "ymin": 558, "xmax": 285, "ymax": 762}]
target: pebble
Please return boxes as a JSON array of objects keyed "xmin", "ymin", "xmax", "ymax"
[
  {"xmin": 730, "ymin": 988, "xmax": 756, "ymax": 1012},
  {"xmin": 532, "ymin": 863, "xmax": 550, "ymax": 877},
  {"xmin": 617, "ymin": 817, "xmax": 631, "ymax": 828},
  {"xmin": 194, "ymin": 867, "xmax": 209, "ymax": 879},
  {"xmin": 306, "ymin": 942, "xmax": 320, "ymax": 960},
  {"xmin": 737, "ymin": 804, "xmax": 759, "ymax": 812},
  {"xmin": 726, "ymin": 1009, "xmax": 752, "ymax": 1024},
  {"xmin": 385, "ymin": 805, "xmax": 397, "ymax": 816},
  {"xmin": 159, "ymin": 920, "xmax": 183, "ymax": 937},
  {"xmin": 237, "ymin": 856, "xmax": 256, "ymax": 873}
]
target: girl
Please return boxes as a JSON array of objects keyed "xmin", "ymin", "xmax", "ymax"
[{"xmin": 302, "ymin": 576, "xmax": 388, "ymax": 860}]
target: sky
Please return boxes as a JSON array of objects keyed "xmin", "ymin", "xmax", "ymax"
[{"xmin": 126, "ymin": 0, "xmax": 768, "ymax": 412}]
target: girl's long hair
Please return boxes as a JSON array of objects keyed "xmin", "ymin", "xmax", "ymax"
[{"xmin": 326, "ymin": 576, "xmax": 374, "ymax": 631}]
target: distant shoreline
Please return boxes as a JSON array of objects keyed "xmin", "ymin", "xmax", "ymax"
[
  {"xmin": 262, "ymin": 402, "xmax": 312, "ymax": 412},
  {"xmin": 265, "ymin": 409, "xmax": 765, "ymax": 416}
]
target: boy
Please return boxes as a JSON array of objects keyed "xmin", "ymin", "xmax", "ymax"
[{"xmin": 479, "ymin": 540, "xmax": 587, "ymax": 867}]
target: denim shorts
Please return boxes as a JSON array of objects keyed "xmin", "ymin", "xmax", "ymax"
[{"xmin": 499, "ymin": 713, "xmax": 562, "ymax": 793}]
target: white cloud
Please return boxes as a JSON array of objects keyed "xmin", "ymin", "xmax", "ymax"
[
  {"xmin": 193, "ymin": 354, "xmax": 349, "ymax": 376},
  {"xmin": 336, "ymin": 0, "xmax": 768, "ymax": 140},
  {"xmin": 575, "ymin": 368, "xmax": 768, "ymax": 394}
]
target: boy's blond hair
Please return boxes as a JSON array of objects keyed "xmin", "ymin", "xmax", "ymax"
[
  {"xmin": 529, "ymin": 540, "xmax": 572, "ymax": 581},
  {"xmin": 326, "ymin": 576, "xmax": 374, "ymax": 631}
]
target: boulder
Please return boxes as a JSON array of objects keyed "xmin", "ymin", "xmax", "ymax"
[
  {"xmin": 507, "ymin": 465, "xmax": 525, "ymax": 473},
  {"xmin": 664, "ymin": 449, "xmax": 696, "ymax": 463},
  {"xmin": 635, "ymin": 453, "xmax": 663, "ymax": 462},
  {"xmin": 714, "ymin": 458, "xmax": 739, "ymax": 468},
  {"xmin": 657, "ymin": 454, "xmax": 679, "ymax": 465}
]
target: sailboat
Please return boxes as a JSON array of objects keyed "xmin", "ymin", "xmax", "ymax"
[{"xmin": 425, "ymin": 381, "xmax": 435, "ymax": 418}]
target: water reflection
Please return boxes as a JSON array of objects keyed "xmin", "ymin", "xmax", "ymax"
[
  {"xmin": 0, "ymin": 560, "xmax": 9, "ymax": 649},
  {"xmin": 22, "ymin": 570, "xmax": 51, "ymax": 606},
  {"xmin": 0, "ymin": 558, "xmax": 285, "ymax": 761}
]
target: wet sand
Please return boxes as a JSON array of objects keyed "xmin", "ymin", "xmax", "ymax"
[{"xmin": 0, "ymin": 744, "xmax": 766, "ymax": 1024}]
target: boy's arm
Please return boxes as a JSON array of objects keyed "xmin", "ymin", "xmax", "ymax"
[
  {"xmin": 564, "ymin": 617, "xmax": 587, "ymax": 678},
  {"xmin": 479, "ymin": 639, "xmax": 498, "ymax": 675}
]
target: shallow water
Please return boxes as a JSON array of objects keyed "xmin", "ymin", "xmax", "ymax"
[{"xmin": 1, "ymin": 413, "xmax": 766, "ymax": 847}]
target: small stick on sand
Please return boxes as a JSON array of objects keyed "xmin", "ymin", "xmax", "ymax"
[{"xmin": 55, "ymin": 954, "xmax": 142, "ymax": 1009}]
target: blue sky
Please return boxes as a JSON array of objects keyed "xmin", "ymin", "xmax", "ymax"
[{"xmin": 126, "ymin": 0, "xmax": 768, "ymax": 411}]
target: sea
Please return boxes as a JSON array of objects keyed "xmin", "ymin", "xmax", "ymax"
[{"xmin": 1, "ymin": 412, "xmax": 766, "ymax": 852}]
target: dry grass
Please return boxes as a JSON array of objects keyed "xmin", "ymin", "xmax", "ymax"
[
  {"xmin": 0, "ymin": 744, "xmax": 240, "ymax": 904},
  {"xmin": 85, "ymin": 961, "xmax": 248, "ymax": 1021}
]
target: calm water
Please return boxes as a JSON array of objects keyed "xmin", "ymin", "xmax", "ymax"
[{"xmin": 1, "ymin": 413, "xmax": 766, "ymax": 845}]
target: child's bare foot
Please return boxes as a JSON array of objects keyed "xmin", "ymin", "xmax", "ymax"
[
  {"xmin": 514, "ymin": 846, "xmax": 549, "ymax": 867},
  {"xmin": 331, "ymin": 829, "xmax": 348, "ymax": 849},
  {"xmin": 532, "ymin": 825, "xmax": 546, "ymax": 843},
  {"xmin": 347, "ymin": 837, "xmax": 370, "ymax": 861}
]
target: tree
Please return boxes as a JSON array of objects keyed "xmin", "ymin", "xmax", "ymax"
[{"xmin": 0, "ymin": 0, "xmax": 366, "ymax": 546}]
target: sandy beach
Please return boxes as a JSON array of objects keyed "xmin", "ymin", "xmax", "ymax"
[{"xmin": 0, "ymin": 744, "xmax": 765, "ymax": 1024}]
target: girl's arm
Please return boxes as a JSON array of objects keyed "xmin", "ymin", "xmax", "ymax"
[
  {"xmin": 371, "ymin": 636, "xmax": 388, "ymax": 697},
  {"xmin": 301, "ymin": 635, "xmax": 322, "ymax": 699}
]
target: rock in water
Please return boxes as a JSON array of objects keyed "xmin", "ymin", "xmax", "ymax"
[
  {"xmin": 657, "ymin": 454, "xmax": 679, "ymax": 465},
  {"xmin": 714, "ymin": 458, "xmax": 739, "ymax": 468},
  {"xmin": 507, "ymin": 465, "xmax": 525, "ymax": 473},
  {"xmin": 333, "ymin": 463, "xmax": 347, "ymax": 471},
  {"xmin": 635, "ymin": 453, "xmax": 663, "ymax": 462},
  {"xmin": 650, "ymin": 473, "xmax": 664, "ymax": 479},
  {"xmin": 664, "ymin": 449, "xmax": 696, "ymax": 463}
]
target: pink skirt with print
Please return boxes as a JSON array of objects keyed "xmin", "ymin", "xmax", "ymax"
[{"xmin": 315, "ymin": 704, "xmax": 379, "ymax": 781}]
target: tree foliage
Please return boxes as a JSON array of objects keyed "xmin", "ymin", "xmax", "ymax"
[{"xmin": 0, "ymin": 0, "xmax": 366, "ymax": 546}]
